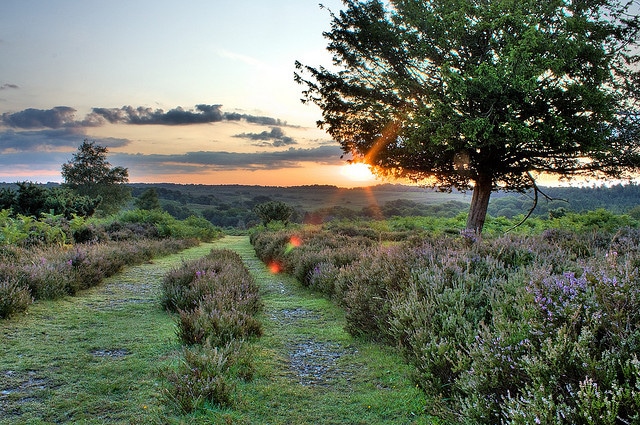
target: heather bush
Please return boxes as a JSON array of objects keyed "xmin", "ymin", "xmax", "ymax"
[
  {"xmin": 163, "ymin": 341, "xmax": 244, "ymax": 412},
  {"xmin": 336, "ymin": 244, "xmax": 418, "ymax": 341},
  {"xmin": 162, "ymin": 249, "xmax": 261, "ymax": 315},
  {"xmin": 0, "ymin": 279, "xmax": 32, "ymax": 319},
  {"xmin": 251, "ymin": 218, "xmax": 640, "ymax": 423},
  {"xmin": 162, "ymin": 249, "xmax": 262, "ymax": 346},
  {"xmin": 177, "ymin": 301, "xmax": 262, "ymax": 346},
  {"xmin": 161, "ymin": 249, "xmax": 262, "ymax": 413}
]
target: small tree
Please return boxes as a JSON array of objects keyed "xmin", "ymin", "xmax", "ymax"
[
  {"xmin": 14, "ymin": 182, "xmax": 48, "ymax": 217},
  {"xmin": 135, "ymin": 188, "xmax": 161, "ymax": 211},
  {"xmin": 0, "ymin": 187, "xmax": 15, "ymax": 211},
  {"xmin": 254, "ymin": 201, "xmax": 294, "ymax": 226},
  {"xmin": 61, "ymin": 140, "xmax": 130, "ymax": 215},
  {"xmin": 296, "ymin": 0, "xmax": 640, "ymax": 233}
]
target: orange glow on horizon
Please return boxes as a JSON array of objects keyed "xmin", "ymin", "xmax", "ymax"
[
  {"xmin": 340, "ymin": 162, "xmax": 376, "ymax": 182},
  {"xmin": 127, "ymin": 164, "xmax": 380, "ymax": 188}
]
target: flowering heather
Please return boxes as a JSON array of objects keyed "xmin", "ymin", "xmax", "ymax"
[
  {"xmin": 161, "ymin": 249, "xmax": 262, "ymax": 412},
  {"xmin": 252, "ymin": 222, "xmax": 640, "ymax": 423}
]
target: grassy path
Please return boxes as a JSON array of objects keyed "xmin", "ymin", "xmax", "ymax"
[
  {"xmin": 0, "ymin": 236, "xmax": 431, "ymax": 424},
  {"xmin": 205, "ymin": 236, "xmax": 430, "ymax": 425},
  {"xmin": 0, "ymin": 242, "xmax": 217, "ymax": 424}
]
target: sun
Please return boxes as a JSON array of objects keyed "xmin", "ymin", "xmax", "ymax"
[{"xmin": 340, "ymin": 162, "xmax": 376, "ymax": 182}]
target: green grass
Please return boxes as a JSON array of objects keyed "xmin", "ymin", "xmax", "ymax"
[
  {"xmin": 187, "ymin": 236, "xmax": 435, "ymax": 425},
  {"xmin": 0, "ymin": 243, "xmax": 216, "ymax": 424},
  {"xmin": 0, "ymin": 236, "xmax": 436, "ymax": 424}
]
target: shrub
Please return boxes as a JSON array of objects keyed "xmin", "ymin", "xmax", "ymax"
[
  {"xmin": 176, "ymin": 301, "xmax": 262, "ymax": 346},
  {"xmin": 163, "ymin": 341, "xmax": 252, "ymax": 412},
  {"xmin": 0, "ymin": 279, "xmax": 32, "ymax": 319},
  {"xmin": 161, "ymin": 249, "xmax": 263, "ymax": 414},
  {"xmin": 251, "ymin": 219, "xmax": 640, "ymax": 423}
]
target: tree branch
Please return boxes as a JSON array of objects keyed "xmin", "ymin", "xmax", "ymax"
[{"xmin": 506, "ymin": 172, "xmax": 567, "ymax": 233}]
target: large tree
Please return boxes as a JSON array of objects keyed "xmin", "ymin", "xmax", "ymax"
[
  {"xmin": 61, "ymin": 140, "xmax": 130, "ymax": 215},
  {"xmin": 296, "ymin": 0, "xmax": 640, "ymax": 232}
]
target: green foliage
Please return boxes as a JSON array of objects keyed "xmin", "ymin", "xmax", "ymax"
[
  {"xmin": 135, "ymin": 188, "xmax": 161, "ymax": 210},
  {"xmin": 253, "ymin": 201, "xmax": 294, "ymax": 226},
  {"xmin": 296, "ymin": 0, "xmax": 640, "ymax": 232},
  {"xmin": 0, "ymin": 279, "xmax": 32, "ymax": 319},
  {"xmin": 161, "ymin": 249, "xmax": 262, "ymax": 413},
  {"xmin": 0, "ymin": 183, "xmax": 100, "ymax": 219},
  {"xmin": 113, "ymin": 209, "xmax": 222, "ymax": 241},
  {"xmin": 0, "ymin": 207, "xmax": 222, "ymax": 318},
  {"xmin": 61, "ymin": 140, "xmax": 131, "ymax": 215},
  {"xmin": 163, "ymin": 341, "xmax": 251, "ymax": 412}
]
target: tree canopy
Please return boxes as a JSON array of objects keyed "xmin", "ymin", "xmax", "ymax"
[
  {"xmin": 61, "ymin": 140, "xmax": 131, "ymax": 215},
  {"xmin": 254, "ymin": 201, "xmax": 295, "ymax": 226},
  {"xmin": 295, "ymin": 0, "xmax": 640, "ymax": 232}
]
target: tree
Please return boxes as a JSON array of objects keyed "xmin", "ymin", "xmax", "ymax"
[
  {"xmin": 135, "ymin": 188, "xmax": 161, "ymax": 211},
  {"xmin": 295, "ymin": 0, "xmax": 640, "ymax": 233},
  {"xmin": 61, "ymin": 140, "xmax": 131, "ymax": 215},
  {"xmin": 14, "ymin": 182, "xmax": 48, "ymax": 217},
  {"xmin": 254, "ymin": 201, "xmax": 294, "ymax": 226}
]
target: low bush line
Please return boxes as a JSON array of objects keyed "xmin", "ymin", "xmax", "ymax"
[
  {"xmin": 161, "ymin": 248, "xmax": 263, "ymax": 413},
  {"xmin": 0, "ymin": 238, "xmax": 198, "ymax": 319}
]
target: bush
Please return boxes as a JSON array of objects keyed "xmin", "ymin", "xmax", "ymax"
[
  {"xmin": 163, "ymin": 341, "xmax": 253, "ymax": 413},
  {"xmin": 161, "ymin": 249, "xmax": 263, "ymax": 413},
  {"xmin": 250, "ymin": 218, "xmax": 640, "ymax": 423},
  {"xmin": 0, "ymin": 279, "xmax": 32, "ymax": 319}
]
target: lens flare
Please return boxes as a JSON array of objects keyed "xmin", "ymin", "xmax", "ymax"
[{"xmin": 268, "ymin": 261, "xmax": 281, "ymax": 274}]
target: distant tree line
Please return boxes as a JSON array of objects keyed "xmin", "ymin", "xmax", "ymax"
[
  {"xmin": 489, "ymin": 183, "xmax": 640, "ymax": 219},
  {"xmin": 0, "ymin": 182, "xmax": 100, "ymax": 219},
  {"xmin": 126, "ymin": 182, "xmax": 640, "ymax": 229}
]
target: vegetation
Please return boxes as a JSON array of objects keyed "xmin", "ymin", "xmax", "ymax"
[
  {"xmin": 0, "ymin": 182, "xmax": 99, "ymax": 219},
  {"xmin": 161, "ymin": 248, "xmax": 262, "ymax": 412},
  {"xmin": 253, "ymin": 200, "xmax": 294, "ymax": 226},
  {"xmin": 0, "ymin": 208, "xmax": 221, "ymax": 319},
  {"xmin": 251, "ymin": 212, "xmax": 640, "ymax": 423},
  {"xmin": 135, "ymin": 187, "xmax": 161, "ymax": 211},
  {"xmin": 296, "ymin": 0, "xmax": 640, "ymax": 232},
  {"xmin": 0, "ymin": 243, "xmax": 218, "ymax": 424},
  {"xmin": 62, "ymin": 140, "xmax": 131, "ymax": 215},
  {"xmin": 126, "ymin": 182, "xmax": 640, "ymax": 233}
]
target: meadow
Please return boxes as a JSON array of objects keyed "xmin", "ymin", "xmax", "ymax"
[{"xmin": 1, "ymin": 186, "xmax": 640, "ymax": 423}]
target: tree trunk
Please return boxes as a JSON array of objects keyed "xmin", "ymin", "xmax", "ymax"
[{"xmin": 466, "ymin": 174, "xmax": 492, "ymax": 234}]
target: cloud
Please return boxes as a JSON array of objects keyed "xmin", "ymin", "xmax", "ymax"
[
  {"xmin": 90, "ymin": 104, "xmax": 225, "ymax": 125},
  {"xmin": 0, "ymin": 84, "xmax": 19, "ymax": 90},
  {"xmin": 1, "ymin": 104, "xmax": 289, "ymax": 129},
  {"xmin": 89, "ymin": 104, "xmax": 288, "ymax": 126},
  {"xmin": 233, "ymin": 126, "xmax": 298, "ymax": 147},
  {"xmin": 2, "ymin": 106, "xmax": 80, "ymax": 129},
  {"xmin": 0, "ymin": 128, "xmax": 130, "ymax": 153},
  {"xmin": 113, "ymin": 145, "xmax": 343, "ymax": 175}
]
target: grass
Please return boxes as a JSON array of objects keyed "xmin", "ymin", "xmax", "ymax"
[
  {"xmin": 0, "ymin": 243, "xmax": 216, "ymax": 424},
  {"xmin": 189, "ymin": 236, "xmax": 434, "ymax": 425},
  {"xmin": 0, "ymin": 236, "xmax": 435, "ymax": 424}
]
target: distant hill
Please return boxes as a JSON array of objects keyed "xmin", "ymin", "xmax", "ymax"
[{"xmin": 2, "ymin": 182, "xmax": 638, "ymax": 227}]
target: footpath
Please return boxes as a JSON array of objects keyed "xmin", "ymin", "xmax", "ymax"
[{"xmin": 0, "ymin": 236, "xmax": 428, "ymax": 425}]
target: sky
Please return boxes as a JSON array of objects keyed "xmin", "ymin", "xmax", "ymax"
[{"xmin": 0, "ymin": 0, "xmax": 381, "ymax": 187}]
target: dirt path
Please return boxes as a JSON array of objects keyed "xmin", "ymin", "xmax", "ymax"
[{"xmin": 0, "ymin": 236, "xmax": 428, "ymax": 424}]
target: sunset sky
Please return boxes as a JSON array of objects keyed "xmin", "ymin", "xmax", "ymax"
[{"xmin": 0, "ymin": 0, "xmax": 382, "ymax": 187}]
